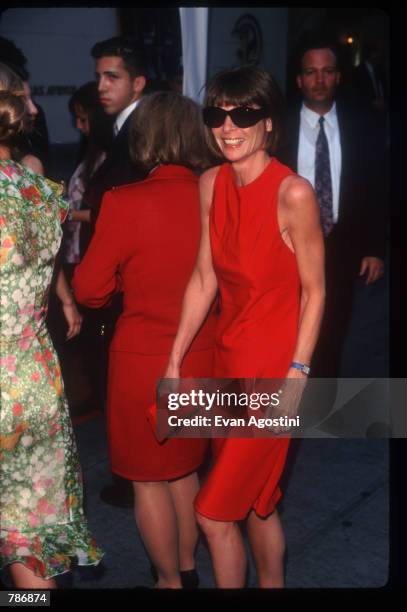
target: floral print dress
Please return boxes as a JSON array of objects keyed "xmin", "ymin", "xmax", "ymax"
[{"xmin": 0, "ymin": 160, "xmax": 102, "ymax": 579}]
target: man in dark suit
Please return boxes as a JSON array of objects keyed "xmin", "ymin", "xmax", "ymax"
[
  {"xmin": 278, "ymin": 38, "xmax": 386, "ymax": 382},
  {"xmin": 84, "ymin": 36, "xmax": 148, "ymax": 238},
  {"xmin": 80, "ymin": 37, "xmax": 148, "ymax": 507}
]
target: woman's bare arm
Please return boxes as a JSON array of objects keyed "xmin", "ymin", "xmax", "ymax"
[
  {"xmin": 55, "ymin": 268, "xmax": 82, "ymax": 340},
  {"xmin": 70, "ymin": 209, "xmax": 91, "ymax": 223},
  {"xmin": 279, "ymin": 175, "xmax": 325, "ymax": 377},
  {"xmin": 165, "ymin": 167, "xmax": 220, "ymax": 377}
]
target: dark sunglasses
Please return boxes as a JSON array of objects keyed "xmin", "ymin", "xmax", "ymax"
[{"xmin": 202, "ymin": 106, "xmax": 268, "ymax": 128}]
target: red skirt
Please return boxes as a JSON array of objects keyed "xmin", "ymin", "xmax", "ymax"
[
  {"xmin": 107, "ymin": 348, "xmax": 212, "ymax": 481},
  {"xmin": 194, "ymin": 437, "xmax": 290, "ymax": 521},
  {"xmin": 193, "ymin": 336, "xmax": 292, "ymax": 520}
]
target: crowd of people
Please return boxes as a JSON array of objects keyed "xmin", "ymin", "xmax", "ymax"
[{"xmin": 0, "ymin": 32, "xmax": 387, "ymax": 589}]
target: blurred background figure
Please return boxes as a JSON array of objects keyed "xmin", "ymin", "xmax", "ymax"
[
  {"xmin": 45, "ymin": 83, "xmax": 114, "ymax": 425},
  {"xmin": 63, "ymin": 81, "xmax": 113, "ymax": 277},
  {"xmin": 347, "ymin": 39, "xmax": 388, "ymax": 151},
  {"xmin": 350, "ymin": 40, "xmax": 387, "ymax": 113},
  {"xmin": 0, "ymin": 36, "xmax": 49, "ymax": 173}
]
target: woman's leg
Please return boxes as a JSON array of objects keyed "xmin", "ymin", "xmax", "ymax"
[
  {"xmin": 196, "ymin": 513, "xmax": 246, "ymax": 587},
  {"xmin": 9, "ymin": 563, "xmax": 57, "ymax": 589},
  {"xmin": 246, "ymin": 509, "xmax": 285, "ymax": 588},
  {"xmin": 132, "ymin": 481, "xmax": 182, "ymax": 588},
  {"xmin": 168, "ymin": 472, "xmax": 200, "ymax": 572}
]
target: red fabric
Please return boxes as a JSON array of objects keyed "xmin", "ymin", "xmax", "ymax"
[
  {"xmin": 73, "ymin": 165, "xmax": 216, "ymax": 479},
  {"xmin": 195, "ymin": 159, "xmax": 300, "ymax": 520},
  {"xmin": 108, "ymin": 349, "xmax": 212, "ymax": 480},
  {"xmin": 73, "ymin": 165, "xmax": 216, "ymax": 355}
]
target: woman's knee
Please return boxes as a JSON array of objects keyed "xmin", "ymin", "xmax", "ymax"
[{"xmin": 195, "ymin": 512, "xmax": 234, "ymax": 539}]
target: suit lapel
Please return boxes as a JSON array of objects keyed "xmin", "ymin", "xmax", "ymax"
[{"xmin": 90, "ymin": 115, "xmax": 132, "ymax": 182}]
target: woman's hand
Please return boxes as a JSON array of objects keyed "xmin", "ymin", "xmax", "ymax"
[
  {"xmin": 267, "ymin": 367, "xmax": 308, "ymax": 435},
  {"xmin": 62, "ymin": 301, "xmax": 82, "ymax": 340}
]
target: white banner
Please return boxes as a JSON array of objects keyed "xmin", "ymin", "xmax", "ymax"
[{"xmin": 179, "ymin": 7, "xmax": 209, "ymax": 104}]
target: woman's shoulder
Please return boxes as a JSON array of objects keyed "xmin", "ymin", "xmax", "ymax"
[
  {"xmin": 278, "ymin": 173, "xmax": 318, "ymax": 220},
  {"xmin": 279, "ymin": 173, "xmax": 314, "ymax": 201},
  {"xmin": 199, "ymin": 164, "xmax": 224, "ymax": 192}
]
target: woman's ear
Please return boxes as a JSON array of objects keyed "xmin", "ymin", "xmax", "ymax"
[
  {"xmin": 266, "ymin": 118, "xmax": 272, "ymax": 132},
  {"xmin": 133, "ymin": 75, "xmax": 146, "ymax": 97}
]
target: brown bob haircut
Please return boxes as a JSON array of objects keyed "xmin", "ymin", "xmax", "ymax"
[
  {"xmin": 204, "ymin": 66, "xmax": 284, "ymax": 161},
  {"xmin": 129, "ymin": 91, "xmax": 211, "ymax": 172}
]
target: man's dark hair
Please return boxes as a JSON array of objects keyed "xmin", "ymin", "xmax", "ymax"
[
  {"xmin": 295, "ymin": 34, "xmax": 342, "ymax": 74},
  {"xmin": 91, "ymin": 37, "xmax": 147, "ymax": 79},
  {"xmin": 0, "ymin": 36, "xmax": 29, "ymax": 81}
]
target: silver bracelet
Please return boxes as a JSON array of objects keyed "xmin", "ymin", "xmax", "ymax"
[{"xmin": 290, "ymin": 361, "xmax": 311, "ymax": 375}]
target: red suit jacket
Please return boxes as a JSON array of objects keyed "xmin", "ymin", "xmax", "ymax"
[{"xmin": 73, "ymin": 164, "xmax": 216, "ymax": 354}]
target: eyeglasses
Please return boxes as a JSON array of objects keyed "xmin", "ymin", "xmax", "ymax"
[{"xmin": 202, "ymin": 106, "xmax": 268, "ymax": 128}]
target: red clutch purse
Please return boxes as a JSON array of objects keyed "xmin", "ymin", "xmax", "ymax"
[{"xmin": 147, "ymin": 401, "xmax": 168, "ymax": 444}]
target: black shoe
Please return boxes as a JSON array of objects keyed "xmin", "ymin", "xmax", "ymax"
[
  {"xmin": 99, "ymin": 482, "xmax": 133, "ymax": 508},
  {"xmin": 150, "ymin": 563, "xmax": 158, "ymax": 583},
  {"xmin": 180, "ymin": 569, "xmax": 199, "ymax": 589}
]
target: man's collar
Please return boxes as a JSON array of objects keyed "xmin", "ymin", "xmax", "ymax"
[
  {"xmin": 114, "ymin": 99, "xmax": 140, "ymax": 135},
  {"xmin": 301, "ymin": 101, "xmax": 337, "ymax": 129}
]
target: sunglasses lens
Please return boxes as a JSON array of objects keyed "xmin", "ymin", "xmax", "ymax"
[
  {"xmin": 203, "ymin": 106, "xmax": 266, "ymax": 128},
  {"xmin": 202, "ymin": 107, "xmax": 226, "ymax": 128},
  {"xmin": 231, "ymin": 107, "xmax": 265, "ymax": 128}
]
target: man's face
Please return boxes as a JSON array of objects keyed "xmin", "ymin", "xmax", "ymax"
[
  {"xmin": 296, "ymin": 48, "xmax": 340, "ymax": 110},
  {"xmin": 95, "ymin": 56, "xmax": 145, "ymax": 116}
]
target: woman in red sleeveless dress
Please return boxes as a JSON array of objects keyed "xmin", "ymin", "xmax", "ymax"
[{"xmin": 165, "ymin": 67, "xmax": 325, "ymax": 587}]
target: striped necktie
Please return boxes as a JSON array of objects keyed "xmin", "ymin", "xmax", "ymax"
[{"xmin": 315, "ymin": 116, "xmax": 333, "ymax": 236}]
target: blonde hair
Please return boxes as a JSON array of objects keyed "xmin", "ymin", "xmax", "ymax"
[{"xmin": 0, "ymin": 62, "xmax": 27, "ymax": 146}]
